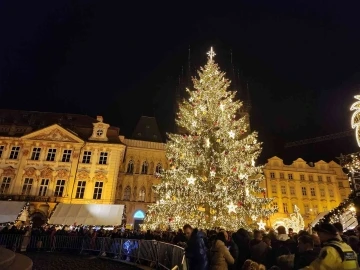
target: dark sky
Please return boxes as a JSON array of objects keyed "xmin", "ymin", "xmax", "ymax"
[{"xmin": 1, "ymin": 0, "xmax": 360, "ymax": 164}]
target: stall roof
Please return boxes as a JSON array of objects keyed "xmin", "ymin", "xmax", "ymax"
[
  {"xmin": 0, "ymin": 201, "xmax": 26, "ymax": 224},
  {"xmin": 48, "ymin": 203, "xmax": 124, "ymax": 226}
]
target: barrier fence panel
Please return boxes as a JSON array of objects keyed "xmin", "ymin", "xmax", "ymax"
[{"xmin": 0, "ymin": 234, "xmax": 187, "ymax": 270}]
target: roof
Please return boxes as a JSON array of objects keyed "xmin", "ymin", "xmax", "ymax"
[
  {"xmin": 0, "ymin": 109, "xmax": 122, "ymax": 144},
  {"xmin": 132, "ymin": 116, "xmax": 163, "ymax": 142}
]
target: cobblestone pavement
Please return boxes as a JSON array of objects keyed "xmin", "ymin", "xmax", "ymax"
[{"xmin": 27, "ymin": 252, "xmax": 141, "ymax": 270}]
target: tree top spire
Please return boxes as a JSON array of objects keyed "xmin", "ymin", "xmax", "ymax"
[{"xmin": 207, "ymin": 46, "xmax": 216, "ymax": 61}]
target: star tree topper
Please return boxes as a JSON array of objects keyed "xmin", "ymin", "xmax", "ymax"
[{"xmin": 207, "ymin": 47, "xmax": 216, "ymax": 60}]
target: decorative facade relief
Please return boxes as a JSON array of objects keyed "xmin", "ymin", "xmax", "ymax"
[
  {"xmin": 56, "ymin": 169, "xmax": 69, "ymax": 179},
  {"xmin": 77, "ymin": 170, "xmax": 90, "ymax": 181},
  {"xmin": 29, "ymin": 128, "xmax": 78, "ymax": 142},
  {"xmin": 40, "ymin": 167, "xmax": 54, "ymax": 179},
  {"xmin": 93, "ymin": 171, "xmax": 107, "ymax": 182},
  {"xmin": 23, "ymin": 167, "xmax": 37, "ymax": 177},
  {"xmin": 0, "ymin": 166, "xmax": 16, "ymax": 176}
]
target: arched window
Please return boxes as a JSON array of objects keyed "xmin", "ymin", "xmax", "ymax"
[
  {"xmin": 123, "ymin": 186, "xmax": 131, "ymax": 201},
  {"xmin": 139, "ymin": 187, "xmax": 145, "ymax": 202},
  {"xmin": 127, "ymin": 160, "xmax": 134, "ymax": 174},
  {"xmin": 155, "ymin": 163, "xmax": 162, "ymax": 174},
  {"xmin": 141, "ymin": 161, "xmax": 148, "ymax": 174}
]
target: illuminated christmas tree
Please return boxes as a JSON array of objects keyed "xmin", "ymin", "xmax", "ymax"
[{"xmin": 144, "ymin": 48, "xmax": 275, "ymax": 231}]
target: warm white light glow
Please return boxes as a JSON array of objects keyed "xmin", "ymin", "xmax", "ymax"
[
  {"xmin": 257, "ymin": 220, "xmax": 266, "ymax": 230},
  {"xmin": 350, "ymin": 95, "xmax": 360, "ymax": 147},
  {"xmin": 207, "ymin": 47, "xmax": 216, "ymax": 60},
  {"xmin": 186, "ymin": 175, "xmax": 196, "ymax": 185},
  {"xmin": 228, "ymin": 131, "xmax": 235, "ymax": 139},
  {"xmin": 227, "ymin": 202, "xmax": 237, "ymax": 213}
]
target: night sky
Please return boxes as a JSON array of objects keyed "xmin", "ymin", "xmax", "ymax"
[{"xmin": 1, "ymin": 1, "xmax": 360, "ymax": 164}]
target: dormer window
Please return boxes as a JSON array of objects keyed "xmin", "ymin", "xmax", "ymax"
[{"xmin": 96, "ymin": 130, "xmax": 103, "ymax": 136}]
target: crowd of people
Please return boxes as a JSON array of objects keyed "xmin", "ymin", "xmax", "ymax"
[
  {"xmin": 1, "ymin": 222, "xmax": 360, "ymax": 269},
  {"xmin": 178, "ymin": 222, "xmax": 360, "ymax": 270}
]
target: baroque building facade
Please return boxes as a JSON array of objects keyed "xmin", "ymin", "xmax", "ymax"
[
  {"xmin": 0, "ymin": 110, "xmax": 125, "ymax": 226},
  {"xmin": 116, "ymin": 116, "xmax": 167, "ymax": 229},
  {"xmin": 263, "ymin": 156, "xmax": 351, "ymax": 228}
]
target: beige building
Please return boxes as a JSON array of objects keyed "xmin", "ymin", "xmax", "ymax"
[
  {"xmin": 116, "ymin": 116, "xmax": 167, "ymax": 229},
  {"xmin": 263, "ymin": 156, "xmax": 351, "ymax": 227},
  {"xmin": 0, "ymin": 110, "xmax": 125, "ymax": 227}
]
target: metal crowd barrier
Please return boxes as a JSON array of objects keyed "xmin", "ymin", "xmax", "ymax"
[{"xmin": 0, "ymin": 234, "xmax": 187, "ymax": 270}]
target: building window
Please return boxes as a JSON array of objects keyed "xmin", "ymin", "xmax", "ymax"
[
  {"xmin": 329, "ymin": 189, "xmax": 334, "ymax": 197},
  {"xmin": 309, "ymin": 175, "xmax": 313, "ymax": 181},
  {"xmin": 318, "ymin": 175, "xmax": 323, "ymax": 182},
  {"xmin": 0, "ymin": 145, "xmax": 4, "ymax": 158},
  {"xmin": 304, "ymin": 204, "xmax": 309, "ymax": 213},
  {"xmin": 313, "ymin": 205, "xmax": 318, "ymax": 214},
  {"xmin": 61, "ymin": 149, "xmax": 72, "ymax": 162},
  {"xmin": 320, "ymin": 188, "xmax": 325, "ymax": 197},
  {"xmin": 54, "ymin": 180, "xmax": 66, "ymax": 197},
  {"xmin": 310, "ymin": 188, "xmax": 316, "ymax": 196},
  {"xmin": 302, "ymin": 187, "xmax": 307, "ymax": 196},
  {"xmin": 273, "ymin": 202, "xmax": 278, "ymax": 208},
  {"xmin": 75, "ymin": 181, "xmax": 86, "ymax": 199},
  {"xmin": 283, "ymin": 203, "xmax": 288, "ymax": 213},
  {"xmin": 22, "ymin": 178, "xmax": 33, "ymax": 195},
  {"xmin": 279, "ymin": 173, "xmax": 284, "ymax": 179},
  {"xmin": 281, "ymin": 186, "xmax": 286, "ymax": 195},
  {"xmin": 123, "ymin": 186, "xmax": 131, "ymax": 201},
  {"xmin": 0, "ymin": 177, "xmax": 11, "ymax": 194},
  {"xmin": 290, "ymin": 186, "xmax": 295, "ymax": 195},
  {"xmin": 46, "ymin": 148, "xmax": 56, "ymax": 161},
  {"xmin": 155, "ymin": 163, "xmax": 162, "ymax": 174},
  {"xmin": 31, "ymin": 147, "xmax": 41, "ymax": 161},
  {"xmin": 38, "ymin": 179, "xmax": 49, "ymax": 196},
  {"xmin": 338, "ymin": 182, "xmax": 344, "ymax": 188},
  {"xmin": 9, "ymin": 146, "xmax": 20, "ymax": 159},
  {"xmin": 270, "ymin": 172, "xmax": 275, "ymax": 179},
  {"xmin": 139, "ymin": 187, "xmax": 145, "ymax": 202},
  {"xmin": 326, "ymin": 176, "xmax": 331, "ymax": 183},
  {"xmin": 96, "ymin": 129, "xmax": 103, "ymax": 136},
  {"xmin": 93, "ymin": 182, "xmax": 103, "ymax": 200},
  {"xmin": 288, "ymin": 174, "xmax": 293, "ymax": 180},
  {"xmin": 82, "ymin": 151, "xmax": 92, "ymax": 164},
  {"xmin": 300, "ymin": 175, "xmax": 305, "ymax": 181},
  {"xmin": 271, "ymin": 185, "xmax": 277, "ymax": 194},
  {"xmin": 141, "ymin": 161, "xmax": 148, "ymax": 174},
  {"xmin": 127, "ymin": 160, "xmax": 134, "ymax": 173},
  {"xmin": 99, "ymin": 152, "xmax": 108, "ymax": 165}
]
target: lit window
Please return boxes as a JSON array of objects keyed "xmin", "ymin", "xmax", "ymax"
[
  {"xmin": 46, "ymin": 148, "xmax": 56, "ymax": 161},
  {"xmin": 139, "ymin": 187, "xmax": 146, "ymax": 202},
  {"xmin": 82, "ymin": 151, "xmax": 91, "ymax": 164},
  {"xmin": 75, "ymin": 181, "xmax": 86, "ymax": 199},
  {"xmin": 38, "ymin": 179, "xmax": 49, "ymax": 196},
  {"xmin": 31, "ymin": 147, "xmax": 41, "ymax": 161},
  {"xmin": 99, "ymin": 152, "xmax": 108, "ymax": 165},
  {"xmin": 62, "ymin": 149, "xmax": 72, "ymax": 162},
  {"xmin": 9, "ymin": 146, "xmax": 20, "ymax": 159}
]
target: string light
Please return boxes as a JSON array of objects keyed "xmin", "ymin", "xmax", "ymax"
[{"xmin": 143, "ymin": 47, "xmax": 275, "ymax": 231}]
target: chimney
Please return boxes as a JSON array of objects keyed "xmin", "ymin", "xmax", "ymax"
[{"xmin": 96, "ymin": 116, "xmax": 103, "ymax": 122}]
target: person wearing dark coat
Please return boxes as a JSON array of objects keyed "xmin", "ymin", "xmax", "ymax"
[
  {"xmin": 293, "ymin": 235, "xmax": 319, "ymax": 270},
  {"xmin": 183, "ymin": 224, "xmax": 209, "ymax": 270},
  {"xmin": 232, "ymin": 228, "xmax": 250, "ymax": 268}
]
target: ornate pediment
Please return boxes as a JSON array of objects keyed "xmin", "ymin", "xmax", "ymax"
[
  {"xmin": 40, "ymin": 167, "xmax": 54, "ymax": 178},
  {"xmin": 56, "ymin": 169, "xmax": 69, "ymax": 179},
  {"xmin": 0, "ymin": 166, "xmax": 16, "ymax": 176},
  {"xmin": 22, "ymin": 124, "xmax": 83, "ymax": 143},
  {"xmin": 94, "ymin": 171, "xmax": 107, "ymax": 181},
  {"xmin": 23, "ymin": 167, "xmax": 38, "ymax": 177},
  {"xmin": 77, "ymin": 170, "xmax": 90, "ymax": 180}
]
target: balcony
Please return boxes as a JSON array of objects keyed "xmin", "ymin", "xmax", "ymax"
[{"xmin": 0, "ymin": 194, "xmax": 58, "ymax": 203}]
